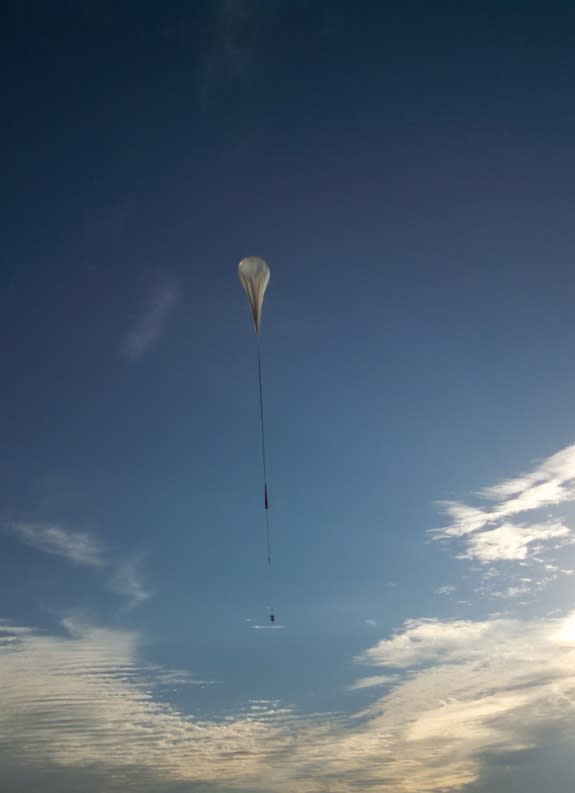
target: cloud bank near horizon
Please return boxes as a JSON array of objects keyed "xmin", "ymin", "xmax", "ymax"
[{"xmin": 2, "ymin": 606, "xmax": 575, "ymax": 793}]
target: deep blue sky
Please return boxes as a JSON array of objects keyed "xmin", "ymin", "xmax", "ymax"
[{"xmin": 2, "ymin": 3, "xmax": 575, "ymax": 792}]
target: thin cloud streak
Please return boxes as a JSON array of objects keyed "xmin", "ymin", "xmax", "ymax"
[
  {"xmin": 8, "ymin": 521, "xmax": 104, "ymax": 567},
  {"xmin": 198, "ymin": 0, "xmax": 273, "ymax": 109},
  {"xmin": 107, "ymin": 558, "xmax": 151, "ymax": 610},
  {"xmin": 346, "ymin": 674, "xmax": 396, "ymax": 691},
  {"xmin": 7, "ymin": 520, "xmax": 151, "ymax": 610},
  {"xmin": 121, "ymin": 283, "xmax": 180, "ymax": 360}
]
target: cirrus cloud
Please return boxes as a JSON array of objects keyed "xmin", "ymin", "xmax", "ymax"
[
  {"xmin": 7, "ymin": 521, "xmax": 105, "ymax": 567},
  {"xmin": 121, "ymin": 282, "xmax": 180, "ymax": 361}
]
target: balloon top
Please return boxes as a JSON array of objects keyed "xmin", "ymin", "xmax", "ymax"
[{"xmin": 238, "ymin": 257, "xmax": 270, "ymax": 335}]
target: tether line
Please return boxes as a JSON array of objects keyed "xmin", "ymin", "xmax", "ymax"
[{"xmin": 256, "ymin": 338, "xmax": 271, "ymax": 567}]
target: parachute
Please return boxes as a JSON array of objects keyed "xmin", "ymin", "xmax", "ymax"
[{"xmin": 239, "ymin": 257, "xmax": 276, "ymax": 624}]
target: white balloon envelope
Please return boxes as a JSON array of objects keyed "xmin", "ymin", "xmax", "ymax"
[{"xmin": 238, "ymin": 256, "xmax": 270, "ymax": 335}]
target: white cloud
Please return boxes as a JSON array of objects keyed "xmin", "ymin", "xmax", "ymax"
[
  {"xmin": 107, "ymin": 558, "xmax": 151, "ymax": 609},
  {"xmin": 121, "ymin": 282, "xmax": 180, "ymax": 360},
  {"xmin": 3, "ymin": 611, "xmax": 575, "ymax": 792},
  {"xmin": 434, "ymin": 584, "xmax": 456, "ymax": 595},
  {"xmin": 8, "ymin": 522, "xmax": 104, "ymax": 567},
  {"xmin": 431, "ymin": 443, "xmax": 575, "ymax": 569},
  {"xmin": 434, "ymin": 501, "xmax": 491, "ymax": 538},
  {"xmin": 357, "ymin": 617, "xmax": 496, "ymax": 669},
  {"xmin": 480, "ymin": 444, "xmax": 575, "ymax": 506},
  {"xmin": 0, "ymin": 619, "xmax": 307, "ymax": 787},
  {"xmin": 6, "ymin": 521, "xmax": 151, "ymax": 610},
  {"xmin": 347, "ymin": 674, "xmax": 396, "ymax": 691},
  {"xmin": 349, "ymin": 612, "xmax": 575, "ymax": 787},
  {"xmin": 460, "ymin": 519, "xmax": 571, "ymax": 562},
  {"xmin": 7, "ymin": 443, "xmax": 575, "ymax": 790}
]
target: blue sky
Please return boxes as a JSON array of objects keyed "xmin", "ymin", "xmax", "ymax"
[{"xmin": 2, "ymin": 2, "xmax": 575, "ymax": 791}]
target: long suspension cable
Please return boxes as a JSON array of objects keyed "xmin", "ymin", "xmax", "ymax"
[{"xmin": 256, "ymin": 338, "xmax": 272, "ymax": 567}]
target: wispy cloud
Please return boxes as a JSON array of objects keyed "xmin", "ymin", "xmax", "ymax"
[
  {"xmin": 347, "ymin": 674, "xmax": 396, "ymax": 691},
  {"xmin": 121, "ymin": 282, "xmax": 180, "ymax": 360},
  {"xmin": 462, "ymin": 519, "xmax": 570, "ymax": 561},
  {"xmin": 199, "ymin": 0, "xmax": 273, "ymax": 109},
  {"xmin": 434, "ymin": 584, "xmax": 456, "ymax": 595},
  {"xmin": 107, "ymin": 558, "xmax": 151, "ymax": 610},
  {"xmin": 6, "ymin": 520, "xmax": 150, "ymax": 610},
  {"xmin": 480, "ymin": 443, "xmax": 575, "ymax": 507},
  {"xmin": 142, "ymin": 666, "xmax": 217, "ymax": 687},
  {"xmin": 8, "ymin": 522, "xmax": 104, "ymax": 567},
  {"xmin": 431, "ymin": 443, "xmax": 575, "ymax": 568}
]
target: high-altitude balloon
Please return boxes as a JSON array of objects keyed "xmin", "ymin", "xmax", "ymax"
[
  {"xmin": 238, "ymin": 257, "xmax": 270, "ymax": 335},
  {"xmin": 238, "ymin": 256, "xmax": 276, "ymax": 622}
]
